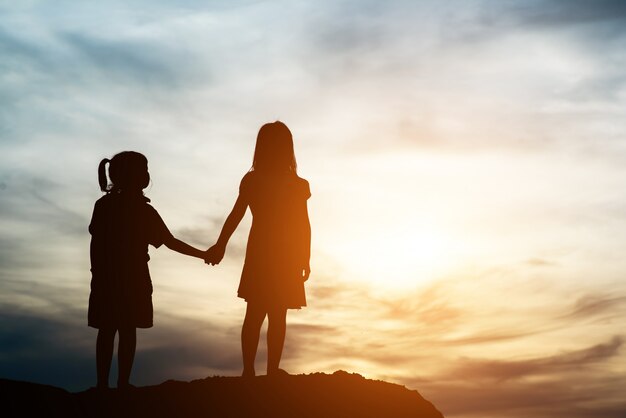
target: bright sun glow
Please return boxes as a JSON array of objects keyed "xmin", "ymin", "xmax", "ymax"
[
  {"xmin": 311, "ymin": 153, "xmax": 479, "ymax": 290},
  {"xmin": 329, "ymin": 224, "xmax": 462, "ymax": 289}
]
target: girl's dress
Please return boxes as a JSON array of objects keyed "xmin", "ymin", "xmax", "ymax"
[
  {"xmin": 238, "ymin": 171, "xmax": 311, "ymax": 309},
  {"xmin": 88, "ymin": 193, "xmax": 172, "ymax": 329}
]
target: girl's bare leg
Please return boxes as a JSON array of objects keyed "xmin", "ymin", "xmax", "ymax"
[
  {"xmin": 117, "ymin": 327, "xmax": 136, "ymax": 388},
  {"xmin": 267, "ymin": 307, "xmax": 287, "ymax": 375},
  {"xmin": 96, "ymin": 328, "xmax": 116, "ymax": 389},
  {"xmin": 241, "ymin": 302, "xmax": 266, "ymax": 377}
]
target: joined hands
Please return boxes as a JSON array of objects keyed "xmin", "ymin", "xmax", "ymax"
[{"xmin": 204, "ymin": 243, "xmax": 225, "ymax": 266}]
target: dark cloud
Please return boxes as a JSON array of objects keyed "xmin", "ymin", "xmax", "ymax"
[
  {"xmin": 0, "ymin": 173, "xmax": 91, "ymax": 285},
  {"xmin": 0, "ymin": 171, "xmax": 88, "ymax": 256},
  {"xmin": 0, "ymin": 18, "xmax": 204, "ymax": 90},
  {"xmin": 459, "ymin": 0, "xmax": 626, "ymax": 43},
  {"xmin": 0, "ymin": 17, "xmax": 212, "ymax": 146},
  {"xmin": 508, "ymin": 0, "xmax": 626, "ymax": 27},
  {"xmin": 0, "ymin": 28, "xmax": 61, "ymax": 140},
  {"xmin": 307, "ymin": 2, "xmax": 389, "ymax": 56},
  {"xmin": 0, "ymin": 26, "xmax": 55, "ymax": 72},
  {"xmin": 59, "ymin": 32, "xmax": 197, "ymax": 88},
  {"xmin": 0, "ymin": 307, "xmax": 241, "ymax": 391},
  {"xmin": 406, "ymin": 336, "xmax": 626, "ymax": 418},
  {"xmin": 288, "ymin": 323, "xmax": 340, "ymax": 336},
  {"xmin": 0, "ymin": 310, "xmax": 92, "ymax": 391},
  {"xmin": 132, "ymin": 314, "xmax": 242, "ymax": 383},
  {"xmin": 0, "ymin": 236, "xmax": 31, "ymax": 271},
  {"xmin": 439, "ymin": 329, "xmax": 548, "ymax": 346},
  {"xmin": 292, "ymin": 277, "xmax": 626, "ymax": 418},
  {"xmin": 0, "ymin": 277, "xmax": 86, "ymax": 319},
  {"xmin": 446, "ymin": 336, "xmax": 622, "ymax": 382},
  {"xmin": 417, "ymin": 375, "xmax": 626, "ymax": 418},
  {"xmin": 296, "ymin": 1, "xmax": 431, "ymax": 87}
]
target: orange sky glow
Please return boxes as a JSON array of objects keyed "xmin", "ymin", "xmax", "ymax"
[{"xmin": 1, "ymin": 2, "xmax": 626, "ymax": 418}]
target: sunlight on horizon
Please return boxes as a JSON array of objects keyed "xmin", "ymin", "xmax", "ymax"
[{"xmin": 329, "ymin": 223, "xmax": 464, "ymax": 288}]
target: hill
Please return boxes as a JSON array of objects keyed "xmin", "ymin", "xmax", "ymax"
[{"xmin": 1, "ymin": 370, "xmax": 444, "ymax": 418}]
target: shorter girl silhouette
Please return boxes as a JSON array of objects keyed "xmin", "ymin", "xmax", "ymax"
[
  {"xmin": 206, "ymin": 121, "xmax": 311, "ymax": 377},
  {"xmin": 88, "ymin": 151, "xmax": 207, "ymax": 389}
]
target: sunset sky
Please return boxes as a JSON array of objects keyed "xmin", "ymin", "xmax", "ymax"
[{"xmin": 1, "ymin": 1, "xmax": 626, "ymax": 417}]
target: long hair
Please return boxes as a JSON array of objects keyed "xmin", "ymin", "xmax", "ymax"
[
  {"xmin": 251, "ymin": 121, "xmax": 297, "ymax": 173},
  {"xmin": 98, "ymin": 151, "xmax": 149, "ymax": 194}
]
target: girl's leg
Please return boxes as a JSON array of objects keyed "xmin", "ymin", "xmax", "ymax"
[
  {"xmin": 267, "ymin": 307, "xmax": 287, "ymax": 375},
  {"xmin": 241, "ymin": 302, "xmax": 266, "ymax": 377},
  {"xmin": 96, "ymin": 328, "xmax": 116, "ymax": 389},
  {"xmin": 117, "ymin": 326, "xmax": 137, "ymax": 388}
]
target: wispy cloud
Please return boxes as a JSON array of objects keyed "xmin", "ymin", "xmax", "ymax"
[
  {"xmin": 443, "ymin": 336, "xmax": 622, "ymax": 382},
  {"xmin": 562, "ymin": 294, "xmax": 626, "ymax": 321},
  {"xmin": 283, "ymin": 272, "xmax": 626, "ymax": 417},
  {"xmin": 412, "ymin": 336, "xmax": 626, "ymax": 418}
]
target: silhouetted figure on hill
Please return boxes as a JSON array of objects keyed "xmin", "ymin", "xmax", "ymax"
[
  {"xmin": 89, "ymin": 151, "xmax": 207, "ymax": 389},
  {"xmin": 206, "ymin": 121, "xmax": 311, "ymax": 377}
]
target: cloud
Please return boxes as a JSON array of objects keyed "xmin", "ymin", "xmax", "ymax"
[
  {"xmin": 402, "ymin": 336, "xmax": 626, "ymax": 418},
  {"xmin": 131, "ymin": 312, "xmax": 243, "ymax": 382},
  {"xmin": 58, "ymin": 31, "xmax": 201, "ymax": 88},
  {"xmin": 4, "ymin": 182, "xmax": 87, "ymax": 236},
  {"xmin": 562, "ymin": 294, "xmax": 626, "ymax": 320},
  {"xmin": 526, "ymin": 257, "xmax": 557, "ymax": 266},
  {"xmin": 285, "ymin": 274, "xmax": 626, "ymax": 418},
  {"xmin": 0, "ymin": 310, "xmax": 93, "ymax": 391},
  {"xmin": 297, "ymin": 0, "xmax": 626, "ymax": 157},
  {"xmin": 174, "ymin": 225, "xmax": 220, "ymax": 250},
  {"xmin": 0, "ymin": 171, "xmax": 89, "ymax": 275},
  {"xmin": 444, "ymin": 336, "xmax": 622, "ymax": 382},
  {"xmin": 508, "ymin": 0, "xmax": 626, "ymax": 27},
  {"xmin": 417, "ymin": 375, "xmax": 626, "ymax": 418},
  {"xmin": 449, "ymin": 0, "xmax": 626, "ymax": 44},
  {"xmin": 0, "ymin": 26, "xmax": 53, "ymax": 73},
  {"xmin": 0, "ymin": 306, "xmax": 242, "ymax": 391},
  {"xmin": 378, "ymin": 282, "xmax": 463, "ymax": 327}
]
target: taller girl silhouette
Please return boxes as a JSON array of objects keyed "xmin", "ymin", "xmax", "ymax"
[{"xmin": 207, "ymin": 121, "xmax": 311, "ymax": 377}]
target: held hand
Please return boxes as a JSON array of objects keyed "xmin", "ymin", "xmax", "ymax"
[
  {"xmin": 204, "ymin": 248, "xmax": 217, "ymax": 265},
  {"xmin": 205, "ymin": 244, "xmax": 226, "ymax": 266}
]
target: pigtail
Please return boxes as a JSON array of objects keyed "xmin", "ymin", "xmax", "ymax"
[{"xmin": 98, "ymin": 158, "xmax": 110, "ymax": 192}]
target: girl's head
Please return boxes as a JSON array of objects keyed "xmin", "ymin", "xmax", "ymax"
[
  {"xmin": 98, "ymin": 151, "xmax": 150, "ymax": 193},
  {"xmin": 251, "ymin": 121, "xmax": 297, "ymax": 173}
]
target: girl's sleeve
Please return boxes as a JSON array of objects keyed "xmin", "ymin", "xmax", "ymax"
[
  {"xmin": 146, "ymin": 205, "xmax": 174, "ymax": 248},
  {"xmin": 89, "ymin": 199, "xmax": 108, "ymax": 275},
  {"xmin": 302, "ymin": 179, "xmax": 311, "ymax": 200},
  {"xmin": 88, "ymin": 200, "xmax": 103, "ymax": 235},
  {"xmin": 239, "ymin": 172, "xmax": 252, "ymax": 198}
]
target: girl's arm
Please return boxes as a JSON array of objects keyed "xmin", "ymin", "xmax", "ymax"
[
  {"xmin": 164, "ymin": 235, "xmax": 206, "ymax": 259},
  {"xmin": 206, "ymin": 194, "xmax": 248, "ymax": 264}
]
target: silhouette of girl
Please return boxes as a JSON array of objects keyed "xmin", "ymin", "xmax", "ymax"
[
  {"xmin": 206, "ymin": 121, "xmax": 311, "ymax": 377},
  {"xmin": 89, "ymin": 151, "xmax": 207, "ymax": 389}
]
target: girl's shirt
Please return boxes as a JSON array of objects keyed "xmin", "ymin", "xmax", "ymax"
[
  {"xmin": 239, "ymin": 170, "xmax": 310, "ymax": 263},
  {"xmin": 89, "ymin": 193, "xmax": 172, "ymax": 277}
]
